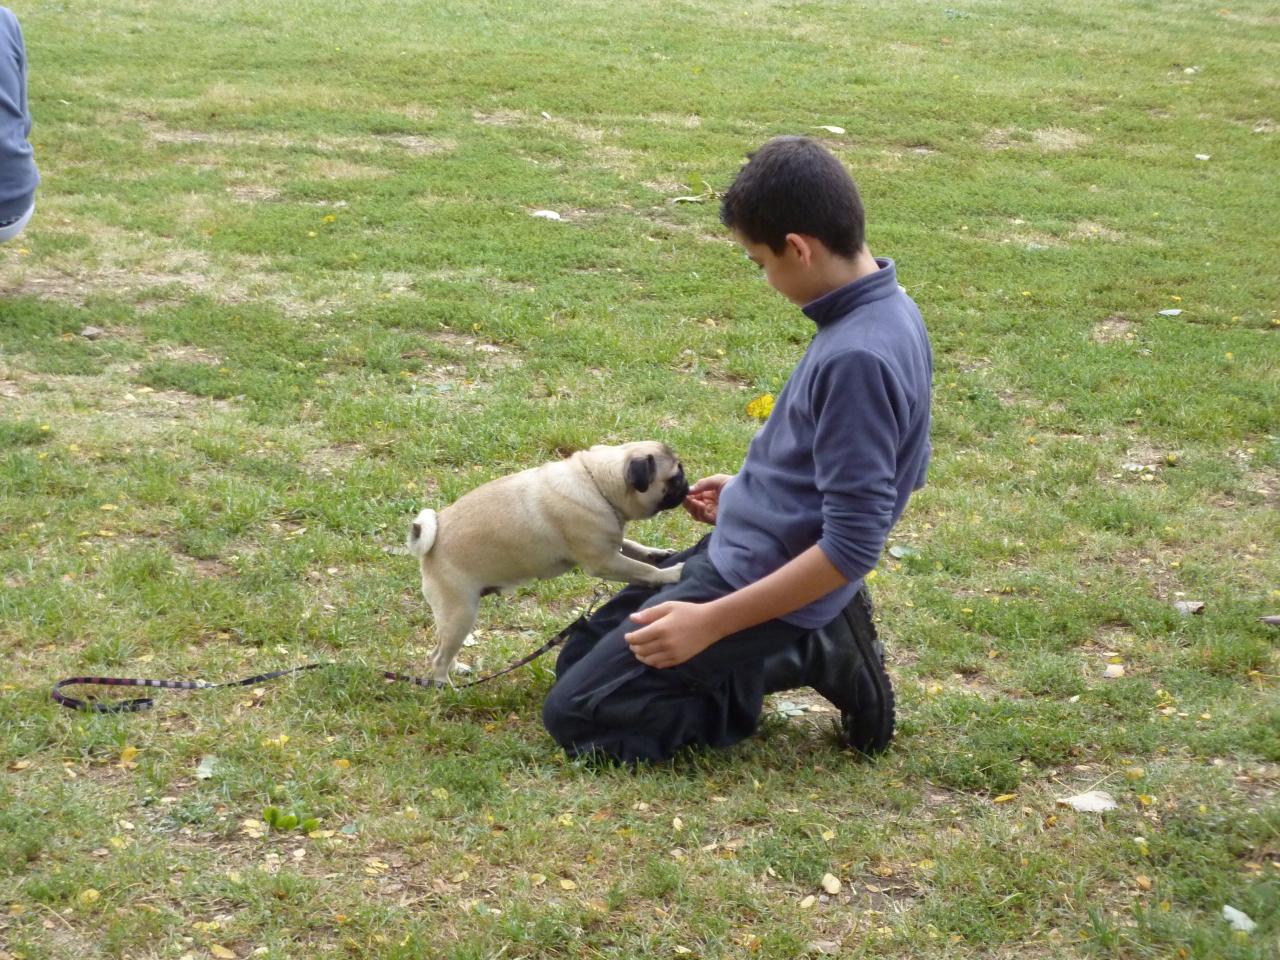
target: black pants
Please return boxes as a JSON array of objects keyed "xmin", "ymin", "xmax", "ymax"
[{"xmin": 542, "ymin": 536, "xmax": 808, "ymax": 764}]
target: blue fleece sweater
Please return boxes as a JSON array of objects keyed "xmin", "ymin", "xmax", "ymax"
[
  {"xmin": 708, "ymin": 259, "xmax": 932, "ymax": 628},
  {"xmin": 0, "ymin": 6, "xmax": 38, "ymax": 221}
]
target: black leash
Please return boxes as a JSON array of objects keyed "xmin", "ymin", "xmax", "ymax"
[{"xmin": 52, "ymin": 591, "xmax": 607, "ymax": 714}]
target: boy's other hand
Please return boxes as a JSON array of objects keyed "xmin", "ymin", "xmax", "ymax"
[
  {"xmin": 683, "ymin": 474, "xmax": 733, "ymax": 524},
  {"xmin": 625, "ymin": 601, "xmax": 724, "ymax": 669}
]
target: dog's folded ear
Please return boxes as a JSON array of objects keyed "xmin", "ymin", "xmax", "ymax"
[{"xmin": 626, "ymin": 453, "xmax": 656, "ymax": 493}]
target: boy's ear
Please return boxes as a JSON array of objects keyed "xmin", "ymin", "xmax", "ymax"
[
  {"xmin": 785, "ymin": 232, "xmax": 815, "ymax": 266},
  {"xmin": 626, "ymin": 454, "xmax": 656, "ymax": 493}
]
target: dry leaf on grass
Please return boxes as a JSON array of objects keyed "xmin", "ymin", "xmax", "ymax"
[
  {"xmin": 1174, "ymin": 601, "xmax": 1205, "ymax": 616},
  {"xmin": 821, "ymin": 873, "xmax": 842, "ymax": 895},
  {"xmin": 1222, "ymin": 905, "xmax": 1256, "ymax": 932},
  {"xmin": 1056, "ymin": 790, "xmax": 1117, "ymax": 813}
]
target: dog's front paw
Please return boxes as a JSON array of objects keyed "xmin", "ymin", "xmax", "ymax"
[
  {"xmin": 656, "ymin": 561, "xmax": 684, "ymax": 584},
  {"xmin": 646, "ymin": 547, "xmax": 678, "ymax": 564}
]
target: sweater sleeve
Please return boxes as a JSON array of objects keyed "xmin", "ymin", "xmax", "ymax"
[{"xmin": 810, "ymin": 349, "xmax": 906, "ymax": 581}]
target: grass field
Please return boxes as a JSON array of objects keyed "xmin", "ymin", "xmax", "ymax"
[{"xmin": 1, "ymin": 0, "xmax": 1277, "ymax": 957}]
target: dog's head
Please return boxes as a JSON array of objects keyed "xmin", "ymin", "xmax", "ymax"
[
  {"xmin": 618, "ymin": 440, "xmax": 688, "ymax": 518},
  {"xmin": 578, "ymin": 440, "xmax": 687, "ymax": 521}
]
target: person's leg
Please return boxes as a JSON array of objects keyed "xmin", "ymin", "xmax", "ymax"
[
  {"xmin": 543, "ymin": 544, "xmax": 807, "ymax": 764},
  {"xmin": 757, "ymin": 584, "xmax": 895, "ymax": 754},
  {"xmin": 552, "ymin": 537, "xmax": 709, "ymax": 679},
  {"xmin": 0, "ymin": 202, "xmax": 35, "ymax": 243}
]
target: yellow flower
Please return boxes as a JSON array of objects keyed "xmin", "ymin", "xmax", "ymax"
[{"xmin": 746, "ymin": 393, "xmax": 774, "ymax": 420}]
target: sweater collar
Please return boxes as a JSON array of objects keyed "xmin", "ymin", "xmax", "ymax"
[{"xmin": 801, "ymin": 258, "xmax": 898, "ymax": 327}]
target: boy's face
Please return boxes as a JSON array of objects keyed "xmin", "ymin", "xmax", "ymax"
[{"xmin": 733, "ymin": 230, "xmax": 821, "ymax": 306}]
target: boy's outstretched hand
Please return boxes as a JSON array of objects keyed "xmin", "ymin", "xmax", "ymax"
[
  {"xmin": 683, "ymin": 473, "xmax": 733, "ymax": 524},
  {"xmin": 625, "ymin": 601, "xmax": 724, "ymax": 669}
]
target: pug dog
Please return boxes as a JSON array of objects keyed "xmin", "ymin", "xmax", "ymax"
[{"xmin": 407, "ymin": 441, "xmax": 689, "ymax": 685}]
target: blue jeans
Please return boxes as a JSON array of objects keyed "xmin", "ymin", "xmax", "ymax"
[
  {"xmin": 542, "ymin": 536, "xmax": 807, "ymax": 764},
  {"xmin": 0, "ymin": 202, "xmax": 34, "ymax": 242}
]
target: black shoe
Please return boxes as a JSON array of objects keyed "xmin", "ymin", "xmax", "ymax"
[{"xmin": 761, "ymin": 586, "xmax": 895, "ymax": 754}]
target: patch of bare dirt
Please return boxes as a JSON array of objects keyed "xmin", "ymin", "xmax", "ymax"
[
  {"xmin": 701, "ymin": 368, "xmax": 752, "ymax": 391},
  {"xmin": 1091, "ymin": 314, "xmax": 1136, "ymax": 343},
  {"xmin": 1033, "ymin": 127, "xmax": 1090, "ymax": 151},
  {"xmin": 643, "ymin": 113, "xmax": 703, "ymax": 128},
  {"xmin": 0, "ymin": 368, "xmax": 238, "ymax": 444},
  {"xmin": 190, "ymin": 558, "xmax": 235, "ymax": 578},
  {"xmin": 155, "ymin": 345, "xmax": 223, "ymax": 365},
  {"xmin": 228, "ymin": 185, "xmax": 282, "ymax": 203},
  {"xmin": 302, "ymin": 443, "xmax": 367, "ymax": 476},
  {"xmin": 375, "ymin": 134, "xmax": 453, "ymax": 155},
  {"xmin": 991, "ymin": 223, "xmax": 1065, "ymax": 249},
  {"xmin": 1, "ymin": 217, "xmax": 299, "ymax": 312},
  {"xmin": 419, "ymin": 266, "xmax": 535, "ymax": 294},
  {"xmin": 1241, "ymin": 466, "xmax": 1278, "ymax": 506},
  {"xmin": 1071, "ymin": 220, "xmax": 1126, "ymax": 243},
  {"xmin": 641, "ymin": 178, "xmax": 687, "ymax": 194},
  {"xmin": 470, "ymin": 110, "xmax": 638, "ymax": 175},
  {"xmin": 304, "ymin": 157, "xmax": 386, "ymax": 180},
  {"xmin": 982, "ymin": 128, "xmax": 1022, "ymax": 150},
  {"xmin": 145, "ymin": 122, "xmax": 456, "ymax": 159},
  {"xmin": 472, "ymin": 109, "xmax": 526, "ymax": 126},
  {"xmin": 983, "ymin": 127, "xmax": 1089, "ymax": 152}
]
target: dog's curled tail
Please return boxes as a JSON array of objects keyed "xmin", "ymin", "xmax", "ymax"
[{"xmin": 407, "ymin": 508, "xmax": 438, "ymax": 559}]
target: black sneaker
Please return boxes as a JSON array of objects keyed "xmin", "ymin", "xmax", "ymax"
[
  {"xmin": 761, "ymin": 586, "xmax": 895, "ymax": 754},
  {"xmin": 823, "ymin": 586, "xmax": 895, "ymax": 754}
]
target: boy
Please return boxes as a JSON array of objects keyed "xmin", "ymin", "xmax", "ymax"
[
  {"xmin": 0, "ymin": 5, "xmax": 38, "ymax": 244},
  {"xmin": 542, "ymin": 136, "xmax": 932, "ymax": 764}
]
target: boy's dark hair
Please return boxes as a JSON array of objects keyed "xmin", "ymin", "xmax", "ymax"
[{"xmin": 720, "ymin": 136, "xmax": 864, "ymax": 258}]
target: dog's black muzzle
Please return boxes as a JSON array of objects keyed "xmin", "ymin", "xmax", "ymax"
[{"xmin": 658, "ymin": 469, "xmax": 690, "ymax": 512}]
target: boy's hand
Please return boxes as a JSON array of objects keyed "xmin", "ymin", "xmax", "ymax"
[
  {"xmin": 625, "ymin": 601, "xmax": 724, "ymax": 669},
  {"xmin": 683, "ymin": 474, "xmax": 733, "ymax": 525}
]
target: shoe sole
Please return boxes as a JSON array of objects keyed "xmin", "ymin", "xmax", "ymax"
[{"xmin": 840, "ymin": 585, "xmax": 896, "ymax": 755}]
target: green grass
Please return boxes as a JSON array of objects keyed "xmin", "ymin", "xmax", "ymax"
[{"xmin": 2, "ymin": 0, "xmax": 1278, "ymax": 957}]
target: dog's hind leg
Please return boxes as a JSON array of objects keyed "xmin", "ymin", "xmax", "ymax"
[{"xmin": 422, "ymin": 582, "xmax": 481, "ymax": 687}]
